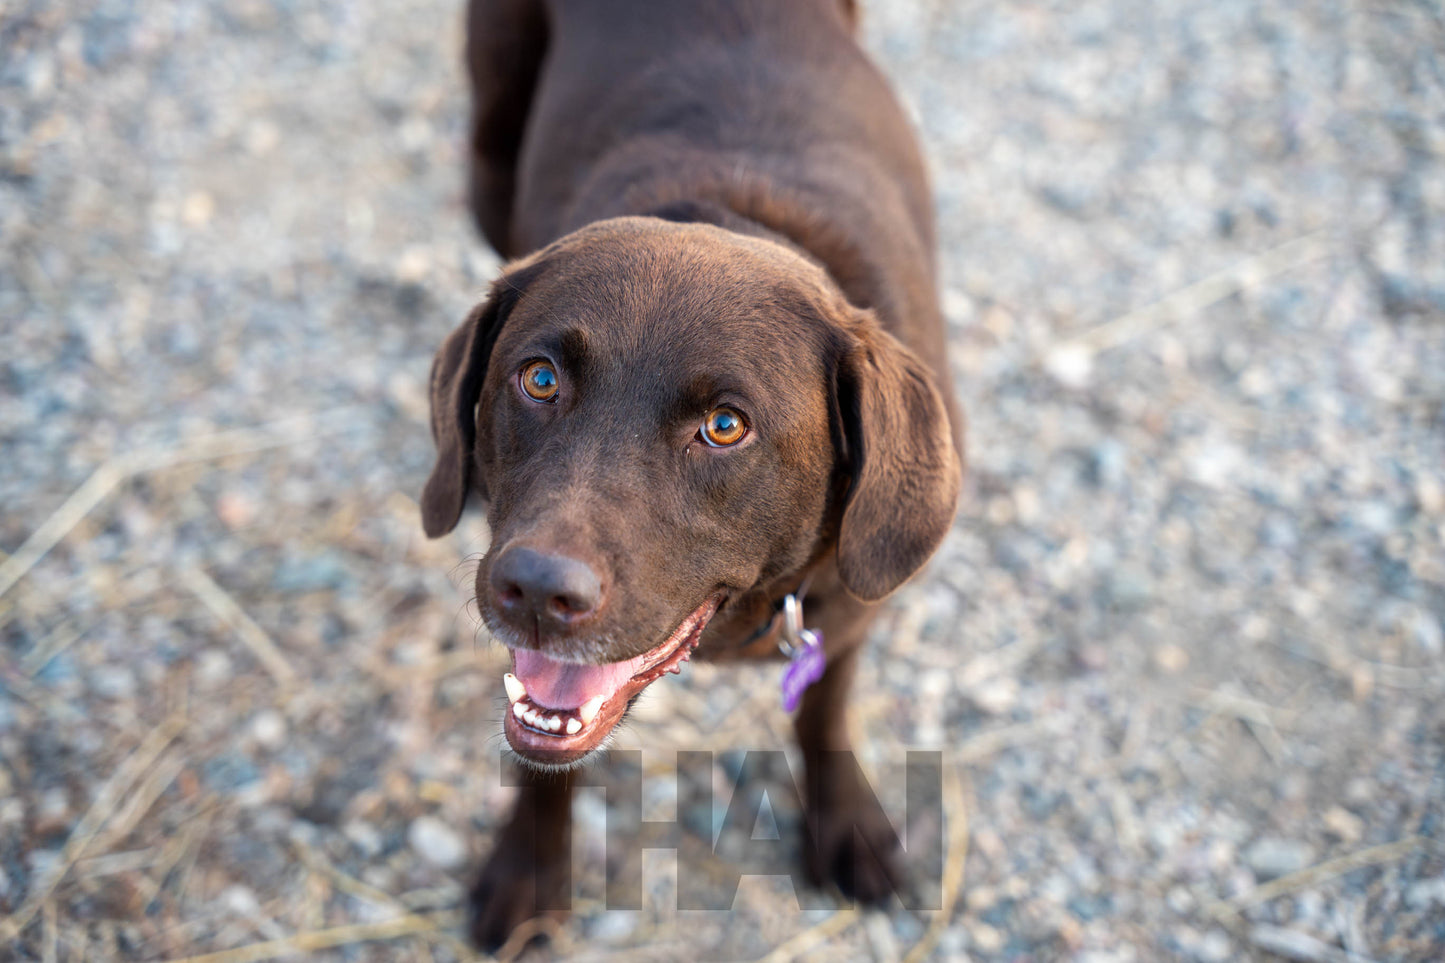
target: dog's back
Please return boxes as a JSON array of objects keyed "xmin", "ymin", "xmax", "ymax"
[{"xmin": 468, "ymin": 0, "xmax": 952, "ymax": 418}]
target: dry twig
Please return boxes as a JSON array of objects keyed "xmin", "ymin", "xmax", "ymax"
[
  {"xmin": 752, "ymin": 909, "xmax": 860, "ymax": 963},
  {"xmin": 0, "ymin": 411, "xmax": 364, "ymax": 601},
  {"xmin": 18, "ymin": 620, "xmax": 85, "ymax": 676},
  {"xmin": 1051, "ymin": 229, "xmax": 1333, "ymax": 357},
  {"xmin": 160, "ymin": 912, "xmax": 463, "ymax": 963},
  {"xmin": 0, "ymin": 453, "xmax": 146, "ymax": 601},
  {"xmin": 180, "ymin": 566, "xmax": 296, "ymax": 688},
  {"xmin": 954, "ymin": 720, "xmax": 1054, "ymax": 766},
  {"xmin": 1204, "ymin": 835, "xmax": 1427, "ymax": 919},
  {"xmin": 1250, "ymin": 924, "xmax": 1379, "ymax": 963},
  {"xmin": 0, "ymin": 714, "xmax": 187, "ymax": 941},
  {"xmin": 956, "ymin": 636, "xmax": 1045, "ymax": 690},
  {"xmin": 90, "ymin": 751, "xmax": 189, "ymax": 856},
  {"xmin": 1188, "ymin": 687, "xmax": 1292, "ymax": 762},
  {"xmin": 902, "ymin": 762, "xmax": 970, "ymax": 963},
  {"xmin": 288, "ymin": 839, "xmax": 478, "ymax": 961},
  {"xmin": 495, "ymin": 914, "xmax": 564, "ymax": 962}
]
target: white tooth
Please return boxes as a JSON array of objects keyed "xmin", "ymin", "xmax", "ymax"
[
  {"xmin": 566, "ymin": 718, "xmax": 581, "ymax": 735},
  {"xmin": 524, "ymin": 708, "xmax": 540, "ymax": 726},
  {"xmin": 503, "ymin": 673, "xmax": 526, "ymax": 704},
  {"xmin": 578, "ymin": 696, "xmax": 604, "ymax": 725},
  {"xmin": 513, "ymin": 702, "xmax": 526, "ymax": 719},
  {"xmin": 548, "ymin": 716, "xmax": 562, "ymax": 732}
]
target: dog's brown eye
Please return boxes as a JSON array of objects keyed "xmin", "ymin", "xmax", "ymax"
[
  {"xmin": 701, "ymin": 406, "xmax": 747, "ymax": 447},
  {"xmin": 520, "ymin": 360, "xmax": 559, "ymax": 402}
]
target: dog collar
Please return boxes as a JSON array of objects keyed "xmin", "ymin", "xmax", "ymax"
[
  {"xmin": 778, "ymin": 592, "xmax": 826, "ymax": 711},
  {"xmin": 737, "ymin": 572, "xmax": 814, "ymax": 651}
]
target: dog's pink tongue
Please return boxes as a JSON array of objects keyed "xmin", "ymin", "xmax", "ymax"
[{"xmin": 511, "ymin": 649, "xmax": 645, "ymax": 710}]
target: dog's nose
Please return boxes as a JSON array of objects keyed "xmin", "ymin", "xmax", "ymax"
[{"xmin": 490, "ymin": 545, "xmax": 604, "ymax": 629}]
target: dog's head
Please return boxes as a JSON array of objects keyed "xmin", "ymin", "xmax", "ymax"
[{"xmin": 422, "ymin": 217, "xmax": 959, "ymax": 766}]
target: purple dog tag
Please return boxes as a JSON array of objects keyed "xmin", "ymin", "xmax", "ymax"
[{"xmin": 781, "ymin": 628, "xmax": 826, "ymax": 712}]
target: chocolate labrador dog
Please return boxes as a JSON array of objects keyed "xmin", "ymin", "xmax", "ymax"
[{"xmin": 421, "ymin": 0, "xmax": 964, "ymax": 948}]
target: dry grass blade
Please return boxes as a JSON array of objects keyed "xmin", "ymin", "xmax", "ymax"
[
  {"xmin": 131, "ymin": 410, "xmax": 369, "ymax": 474},
  {"xmin": 0, "ymin": 713, "xmax": 188, "ymax": 942},
  {"xmin": 288, "ymin": 839, "xmax": 479, "ymax": 961},
  {"xmin": 1204, "ymin": 835, "xmax": 1427, "ymax": 919},
  {"xmin": 0, "ymin": 410, "xmax": 364, "ymax": 602},
  {"xmin": 0, "ymin": 660, "xmax": 67, "ymax": 717},
  {"xmin": 0, "ymin": 454, "xmax": 142, "ymax": 600},
  {"xmin": 1249, "ymin": 924, "xmax": 1380, "ymax": 963},
  {"xmin": 496, "ymin": 915, "xmax": 564, "ymax": 962},
  {"xmin": 74, "ymin": 848, "xmax": 156, "ymax": 879},
  {"xmin": 954, "ymin": 720, "xmax": 1054, "ymax": 766},
  {"xmin": 42, "ymin": 899, "xmax": 57, "ymax": 963},
  {"xmin": 1188, "ymin": 688, "xmax": 1291, "ymax": 762},
  {"xmin": 180, "ymin": 566, "xmax": 296, "ymax": 687},
  {"xmin": 902, "ymin": 762, "xmax": 970, "ymax": 963},
  {"xmin": 290, "ymin": 840, "xmax": 399, "ymax": 913},
  {"xmin": 1051, "ymin": 229, "xmax": 1333, "ymax": 357},
  {"xmin": 955, "ymin": 636, "xmax": 1045, "ymax": 690},
  {"xmin": 89, "ymin": 751, "xmax": 189, "ymax": 856},
  {"xmin": 565, "ymin": 942, "xmax": 697, "ymax": 963},
  {"xmin": 1188, "ymin": 688, "xmax": 1296, "ymax": 729},
  {"xmin": 18, "ymin": 620, "xmax": 85, "ymax": 676},
  {"xmin": 160, "ymin": 911, "xmax": 463, "ymax": 963},
  {"xmin": 753, "ymin": 909, "xmax": 860, "ymax": 963}
]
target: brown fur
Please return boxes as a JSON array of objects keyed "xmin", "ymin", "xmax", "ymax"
[{"xmin": 423, "ymin": 0, "xmax": 963, "ymax": 948}]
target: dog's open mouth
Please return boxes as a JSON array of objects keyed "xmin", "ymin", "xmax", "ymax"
[{"xmin": 501, "ymin": 595, "xmax": 722, "ymax": 766}]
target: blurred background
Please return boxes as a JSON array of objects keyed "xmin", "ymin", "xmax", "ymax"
[{"xmin": 1, "ymin": 0, "xmax": 1443, "ymax": 960}]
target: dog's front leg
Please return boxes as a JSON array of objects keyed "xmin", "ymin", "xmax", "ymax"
[
  {"xmin": 469, "ymin": 768, "xmax": 574, "ymax": 951},
  {"xmin": 792, "ymin": 623, "xmax": 906, "ymax": 905}
]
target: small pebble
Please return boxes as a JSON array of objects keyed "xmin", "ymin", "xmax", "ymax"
[
  {"xmin": 966, "ymin": 885, "xmax": 998, "ymax": 912},
  {"xmin": 250, "ymin": 709, "xmax": 287, "ymax": 749},
  {"xmin": 1405, "ymin": 878, "xmax": 1445, "ymax": 910},
  {"xmin": 88, "ymin": 665, "xmax": 136, "ymax": 699},
  {"xmin": 408, "ymin": 816, "xmax": 467, "ymax": 870},
  {"xmin": 970, "ymin": 677, "xmax": 1019, "ymax": 715},
  {"xmin": 35, "ymin": 787, "xmax": 70, "ymax": 832},
  {"xmin": 588, "ymin": 909, "xmax": 639, "ymax": 942},
  {"xmin": 1244, "ymin": 838, "xmax": 1314, "ymax": 881},
  {"xmin": 1321, "ymin": 806, "xmax": 1363, "ymax": 845},
  {"xmin": 1045, "ymin": 344, "xmax": 1094, "ymax": 389},
  {"xmin": 1195, "ymin": 929, "xmax": 1233, "ymax": 963},
  {"xmin": 343, "ymin": 820, "xmax": 383, "ymax": 858},
  {"xmin": 1154, "ymin": 644, "xmax": 1190, "ymax": 673},
  {"xmin": 1187, "ymin": 442, "xmax": 1244, "ymax": 489},
  {"xmin": 1165, "ymin": 885, "xmax": 1194, "ymax": 914},
  {"xmin": 221, "ymin": 884, "xmax": 260, "ymax": 917},
  {"xmin": 1416, "ymin": 475, "xmax": 1444, "ymax": 515},
  {"xmin": 215, "ymin": 490, "xmax": 258, "ymax": 530},
  {"xmin": 967, "ymin": 920, "xmax": 1005, "ymax": 953},
  {"xmin": 195, "ymin": 649, "xmax": 233, "ymax": 690}
]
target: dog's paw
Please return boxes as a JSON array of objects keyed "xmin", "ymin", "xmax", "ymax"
[
  {"xmin": 803, "ymin": 763, "xmax": 907, "ymax": 905},
  {"xmin": 467, "ymin": 829, "xmax": 571, "ymax": 953}
]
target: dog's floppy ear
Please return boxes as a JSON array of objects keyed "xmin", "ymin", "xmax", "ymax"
[
  {"xmin": 833, "ymin": 319, "xmax": 961, "ymax": 601},
  {"xmin": 420, "ymin": 262, "xmax": 542, "ymax": 537}
]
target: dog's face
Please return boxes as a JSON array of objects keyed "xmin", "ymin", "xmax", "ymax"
[{"xmin": 422, "ymin": 217, "xmax": 958, "ymax": 766}]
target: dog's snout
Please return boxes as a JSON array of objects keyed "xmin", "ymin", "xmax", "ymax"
[{"xmin": 490, "ymin": 545, "xmax": 604, "ymax": 629}]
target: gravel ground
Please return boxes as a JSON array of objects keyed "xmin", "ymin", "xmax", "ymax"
[{"xmin": 2, "ymin": 0, "xmax": 1443, "ymax": 960}]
